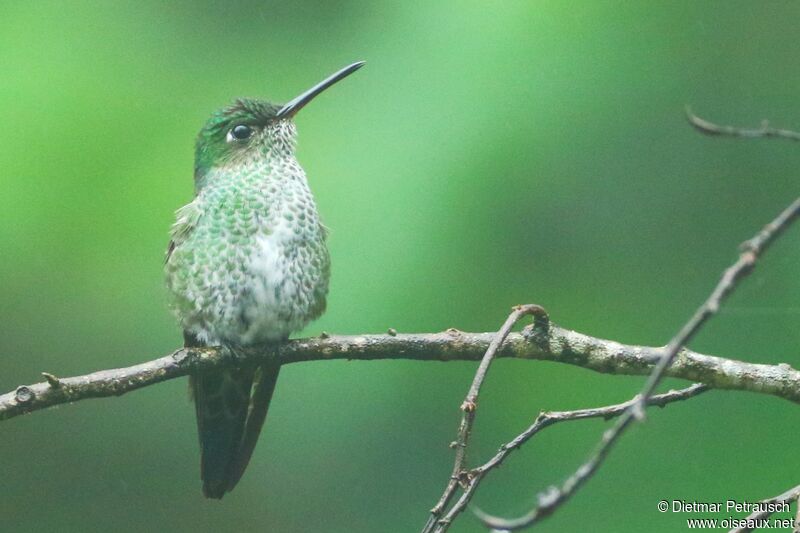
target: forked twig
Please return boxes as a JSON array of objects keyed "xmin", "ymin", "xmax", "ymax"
[
  {"xmin": 478, "ymin": 197, "xmax": 800, "ymax": 531},
  {"xmin": 431, "ymin": 384, "xmax": 707, "ymax": 532},
  {"xmin": 421, "ymin": 304, "xmax": 547, "ymax": 533}
]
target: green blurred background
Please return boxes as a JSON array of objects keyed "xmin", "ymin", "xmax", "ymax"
[{"xmin": 1, "ymin": 1, "xmax": 798, "ymax": 531}]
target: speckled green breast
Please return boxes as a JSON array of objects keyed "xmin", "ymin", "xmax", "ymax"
[{"xmin": 165, "ymin": 156, "xmax": 330, "ymax": 346}]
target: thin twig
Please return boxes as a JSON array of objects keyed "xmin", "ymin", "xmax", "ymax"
[
  {"xmin": 729, "ymin": 483, "xmax": 800, "ymax": 533},
  {"xmin": 422, "ymin": 305, "xmax": 547, "ymax": 533},
  {"xmin": 793, "ymin": 494, "xmax": 800, "ymax": 533},
  {"xmin": 686, "ymin": 107, "xmax": 800, "ymax": 141},
  {"xmin": 479, "ymin": 197, "xmax": 800, "ymax": 531},
  {"xmin": 636, "ymin": 197, "xmax": 800, "ymax": 411},
  {"xmin": 430, "ymin": 384, "xmax": 707, "ymax": 533}
]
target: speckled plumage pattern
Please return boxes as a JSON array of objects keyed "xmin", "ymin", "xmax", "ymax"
[
  {"xmin": 164, "ymin": 105, "xmax": 331, "ymax": 499},
  {"xmin": 166, "ymin": 121, "xmax": 330, "ymax": 346}
]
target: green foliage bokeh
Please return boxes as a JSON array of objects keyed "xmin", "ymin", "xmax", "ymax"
[{"xmin": 1, "ymin": 2, "xmax": 799, "ymax": 531}]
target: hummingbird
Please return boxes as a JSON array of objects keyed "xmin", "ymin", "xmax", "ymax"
[{"xmin": 165, "ymin": 61, "xmax": 364, "ymax": 499}]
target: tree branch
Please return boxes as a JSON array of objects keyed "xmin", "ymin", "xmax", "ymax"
[
  {"xmin": 422, "ymin": 305, "xmax": 546, "ymax": 533},
  {"xmin": 686, "ymin": 107, "xmax": 800, "ymax": 141},
  {"xmin": 478, "ymin": 197, "xmax": 800, "ymax": 530},
  {"xmin": 432, "ymin": 384, "xmax": 708, "ymax": 533},
  {"xmin": 3, "ymin": 314, "xmax": 800, "ymax": 422}
]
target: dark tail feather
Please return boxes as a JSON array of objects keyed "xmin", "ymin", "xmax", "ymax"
[
  {"xmin": 186, "ymin": 333, "xmax": 281, "ymax": 498},
  {"xmin": 191, "ymin": 366, "xmax": 254, "ymax": 498},
  {"xmin": 227, "ymin": 361, "xmax": 281, "ymax": 489}
]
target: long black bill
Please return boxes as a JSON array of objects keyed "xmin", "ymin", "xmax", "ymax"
[{"xmin": 276, "ymin": 61, "xmax": 365, "ymax": 119}]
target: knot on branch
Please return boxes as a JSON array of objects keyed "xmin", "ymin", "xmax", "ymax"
[
  {"xmin": 520, "ymin": 306, "xmax": 551, "ymax": 350},
  {"xmin": 456, "ymin": 469, "xmax": 475, "ymax": 488},
  {"xmin": 460, "ymin": 400, "xmax": 477, "ymax": 412},
  {"xmin": 15, "ymin": 386, "xmax": 34, "ymax": 404}
]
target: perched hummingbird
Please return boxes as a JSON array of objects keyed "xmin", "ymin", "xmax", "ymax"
[{"xmin": 165, "ymin": 61, "xmax": 364, "ymax": 499}]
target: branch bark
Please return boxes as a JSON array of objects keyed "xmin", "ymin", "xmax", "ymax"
[{"xmin": 2, "ymin": 318, "xmax": 800, "ymax": 422}]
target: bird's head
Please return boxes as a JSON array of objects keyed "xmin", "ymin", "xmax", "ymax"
[{"xmin": 193, "ymin": 61, "xmax": 364, "ymax": 187}]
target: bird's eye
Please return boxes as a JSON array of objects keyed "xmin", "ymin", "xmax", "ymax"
[{"xmin": 228, "ymin": 124, "xmax": 253, "ymax": 141}]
